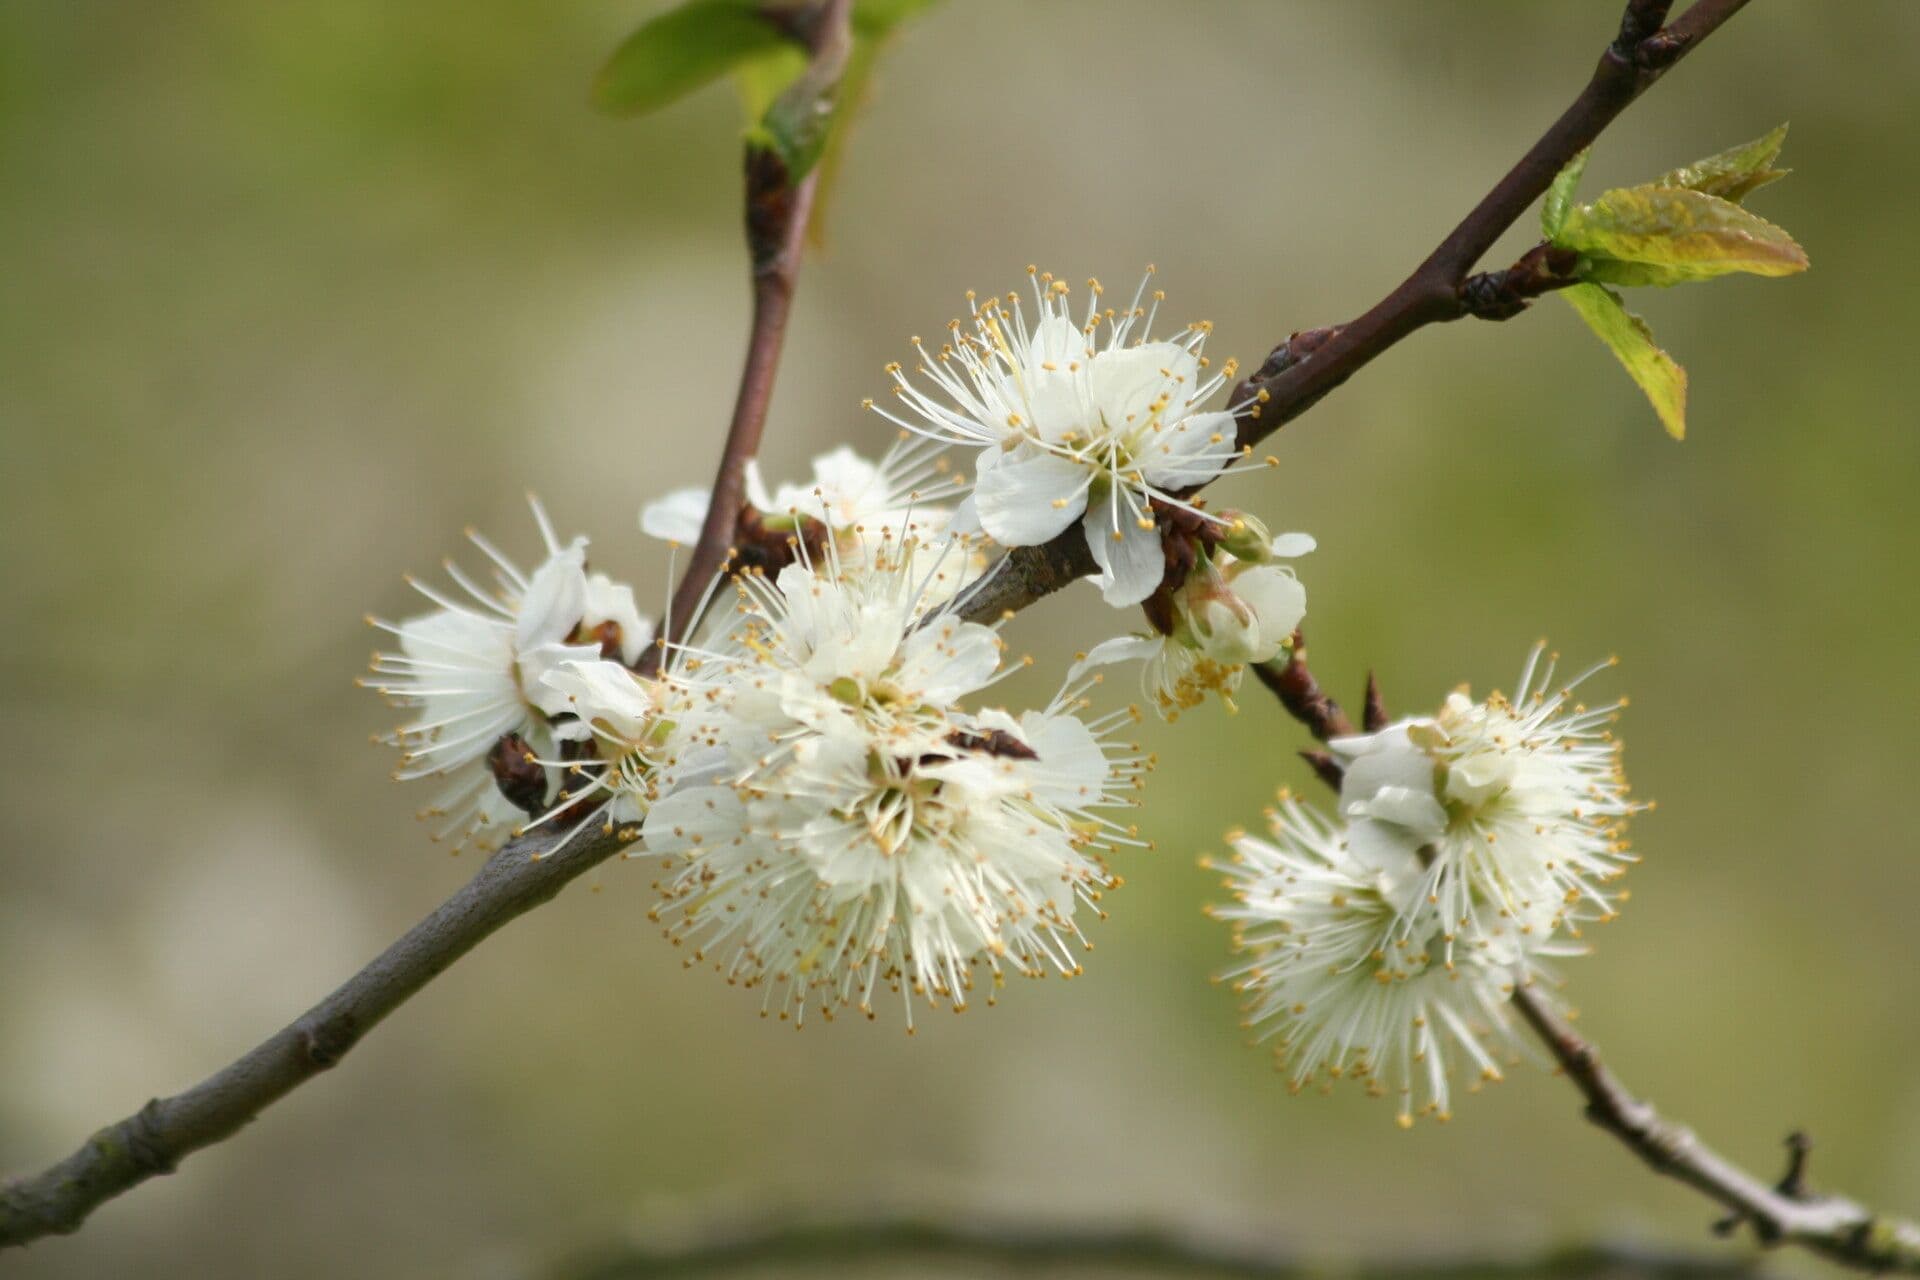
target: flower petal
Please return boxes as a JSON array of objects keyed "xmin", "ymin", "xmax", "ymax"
[
  {"xmin": 1140, "ymin": 409, "xmax": 1238, "ymax": 489},
  {"xmin": 515, "ymin": 540, "xmax": 589, "ymax": 647},
  {"xmin": 640, "ymin": 489, "xmax": 710, "ymax": 544},
  {"xmin": 974, "ymin": 447, "xmax": 1090, "ymax": 546},
  {"xmin": 1086, "ymin": 341, "xmax": 1198, "ymax": 433},
  {"xmin": 1084, "ymin": 494, "xmax": 1164, "ymax": 607}
]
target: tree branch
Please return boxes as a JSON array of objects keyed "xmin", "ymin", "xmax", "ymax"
[
  {"xmin": 1255, "ymin": 651, "xmax": 1920, "ymax": 1274},
  {"xmin": 0, "ymin": 824, "xmax": 624, "ymax": 1247},
  {"xmin": 563, "ymin": 1210, "xmax": 1755, "ymax": 1279},
  {"xmin": 1511, "ymin": 991, "xmax": 1920, "ymax": 1273},
  {"xmin": 640, "ymin": 0, "xmax": 853, "ymax": 670},
  {"xmin": 0, "ymin": 0, "xmax": 856, "ymax": 1249},
  {"xmin": 0, "ymin": 0, "xmax": 1764, "ymax": 1249},
  {"xmin": 963, "ymin": 0, "xmax": 1751, "ymax": 625}
]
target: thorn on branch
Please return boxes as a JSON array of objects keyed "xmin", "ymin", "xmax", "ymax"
[
  {"xmin": 1363, "ymin": 671, "xmax": 1389, "ymax": 732},
  {"xmin": 1299, "ymin": 749, "xmax": 1345, "ymax": 791},
  {"xmin": 1778, "ymin": 1130, "xmax": 1815, "ymax": 1200},
  {"xmin": 1713, "ymin": 1132, "xmax": 1816, "ymax": 1241}
]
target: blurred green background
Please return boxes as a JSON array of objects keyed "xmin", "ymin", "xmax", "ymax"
[{"xmin": 3, "ymin": 2, "xmax": 1918, "ymax": 1277}]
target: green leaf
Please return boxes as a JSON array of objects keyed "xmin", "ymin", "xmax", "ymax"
[
  {"xmin": 1561, "ymin": 283, "xmax": 1689, "ymax": 439},
  {"xmin": 1542, "ymin": 148, "xmax": 1589, "ymax": 240},
  {"xmin": 731, "ymin": 42, "xmax": 808, "ymax": 123},
  {"xmin": 593, "ymin": 0, "xmax": 798, "ymax": 117},
  {"xmin": 1654, "ymin": 123, "xmax": 1790, "ymax": 204},
  {"xmin": 1558, "ymin": 185, "xmax": 1808, "ymax": 285}
]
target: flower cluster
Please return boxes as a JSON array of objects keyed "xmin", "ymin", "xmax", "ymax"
[
  {"xmin": 371, "ymin": 462, "xmax": 1146, "ymax": 1022},
  {"xmin": 641, "ymin": 536, "xmax": 1145, "ymax": 1025},
  {"xmin": 1075, "ymin": 517, "xmax": 1314, "ymax": 718},
  {"xmin": 870, "ymin": 267, "xmax": 1260, "ymax": 607},
  {"xmin": 1212, "ymin": 648, "xmax": 1638, "ymax": 1126},
  {"xmin": 363, "ymin": 503, "xmax": 654, "ymax": 852}
]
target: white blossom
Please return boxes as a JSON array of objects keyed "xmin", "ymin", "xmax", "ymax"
[
  {"xmin": 641, "ymin": 540, "xmax": 1145, "ymax": 1025},
  {"xmin": 870, "ymin": 268, "xmax": 1252, "ymax": 607},
  {"xmin": 1067, "ymin": 535, "xmax": 1313, "ymax": 719},
  {"xmin": 1329, "ymin": 646, "xmax": 1637, "ymax": 957},
  {"xmin": 641, "ymin": 440, "xmax": 982, "ymax": 603},
  {"xmin": 1212, "ymin": 793, "xmax": 1528, "ymax": 1127},
  {"xmin": 364, "ymin": 502, "xmax": 651, "ymax": 852},
  {"xmin": 640, "ymin": 439, "xmax": 962, "ymax": 545}
]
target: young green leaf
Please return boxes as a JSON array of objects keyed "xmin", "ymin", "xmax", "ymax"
[
  {"xmin": 1653, "ymin": 123, "xmax": 1790, "ymax": 204},
  {"xmin": 593, "ymin": 0, "xmax": 799, "ymax": 117},
  {"xmin": 732, "ymin": 42, "xmax": 809, "ymax": 124},
  {"xmin": 1542, "ymin": 148, "xmax": 1589, "ymax": 240},
  {"xmin": 1561, "ymin": 283, "xmax": 1689, "ymax": 439},
  {"xmin": 1557, "ymin": 185, "xmax": 1808, "ymax": 286}
]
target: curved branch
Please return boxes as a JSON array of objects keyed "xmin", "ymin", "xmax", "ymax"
[
  {"xmin": 0, "ymin": 0, "xmax": 857, "ymax": 1249},
  {"xmin": 0, "ymin": 0, "xmax": 1760, "ymax": 1249},
  {"xmin": 1256, "ymin": 652, "xmax": 1920, "ymax": 1274},
  {"xmin": 968, "ymin": 0, "xmax": 1751, "ymax": 624},
  {"xmin": 1512, "ymin": 990, "xmax": 1920, "ymax": 1273},
  {"xmin": 0, "ymin": 824, "xmax": 625, "ymax": 1247},
  {"xmin": 563, "ymin": 1212, "xmax": 1754, "ymax": 1279}
]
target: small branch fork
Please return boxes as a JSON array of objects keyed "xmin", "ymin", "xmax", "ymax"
[
  {"xmin": 638, "ymin": 0, "xmax": 852, "ymax": 672},
  {"xmin": 1254, "ymin": 649, "xmax": 1920, "ymax": 1274},
  {"xmin": 956, "ymin": 0, "xmax": 1751, "ymax": 625},
  {"xmin": 0, "ymin": 0, "xmax": 855, "ymax": 1251},
  {"xmin": 0, "ymin": 0, "xmax": 1777, "ymax": 1252}
]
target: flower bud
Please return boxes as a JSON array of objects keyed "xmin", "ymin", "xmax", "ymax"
[
  {"xmin": 1178, "ymin": 558, "xmax": 1306, "ymax": 666},
  {"xmin": 1214, "ymin": 510, "xmax": 1274, "ymax": 563}
]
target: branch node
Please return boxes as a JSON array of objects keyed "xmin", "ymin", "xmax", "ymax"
[{"xmin": 301, "ymin": 1014, "xmax": 361, "ymax": 1069}]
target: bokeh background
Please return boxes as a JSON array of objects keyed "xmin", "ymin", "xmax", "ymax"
[{"xmin": 4, "ymin": 2, "xmax": 1918, "ymax": 1277}]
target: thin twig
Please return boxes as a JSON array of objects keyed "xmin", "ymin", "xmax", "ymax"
[
  {"xmin": 0, "ymin": 0, "xmax": 1762, "ymax": 1249},
  {"xmin": 1511, "ymin": 991, "xmax": 1920, "ymax": 1272},
  {"xmin": 0, "ymin": 824, "xmax": 624, "ymax": 1246},
  {"xmin": 563, "ymin": 1211, "xmax": 1755, "ymax": 1279},
  {"xmin": 1256, "ymin": 650, "xmax": 1920, "ymax": 1274},
  {"xmin": 960, "ymin": 0, "xmax": 1751, "ymax": 625},
  {"xmin": 640, "ymin": 0, "xmax": 853, "ymax": 671},
  {"xmin": 0, "ymin": 0, "xmax": 856, "ymax": 1250}
]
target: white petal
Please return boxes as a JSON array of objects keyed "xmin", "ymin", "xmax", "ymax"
[
  {"xmin": 1230, "ymin": 564, "xmax": 1307, "ymax": 659},
  {"xmin": 516, "ymin": 640, "xmax": 605, "ymax": 717},
  {"xmin": 515, "ymin": 540, "xmax": 588, "ymax": 647},
  {"xmin": 1016, "ymin": 709, "xmax": 1108, "ymax": 807},
  {"xmin": 582, "ymin": 573, "xmax": 653, "ymax": 664},
  {"xmin": 897, "ymin": 616, "xmax": 1002, "ymax": 703},
  {"xmin": 808, "ymin": 446, "xmax": 881, "ymax": 509},
  {"xmin": 1084, "ymin": 496, "xmax": 1164, "ymax": 607},
  {"xmin": 639, "ymin": 489, "xmax": 710, "ymax": 544},
  {"xmin": 1354, "ymin": 784, "xmax": 1449, "ymax": 840},
  {"xmin": 974, "ymin": 448, "xmax": 1090, "ymax": 546},
  {"xmin": 1086, "ymin": 341, "xmax": 1198, "ymax": 432},
  {"xmin": 743, "ymin": 459, "xmax": 774, "ymax": 511},
  {"xmin": 1066, "ymin": 633, "xmax": 1163, "ymax": 684},
  {"xmin": 1338, "ymin": 731, "xmax": 1438, "ymax": 816},
  {"xmin": 540, "ymin": 657, "xmax": 656, "ymax": 739},
  {"xmin": 1140, "ymin": 409, "xmax": 1237, "ymax": 489},
  {"xmin": 642, "ymin": 785, "xmax": 746, "ymax": 856},
  {"xmin": 1269, "ymin": 531, "xmax": 1317, "ymax": 559}
]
